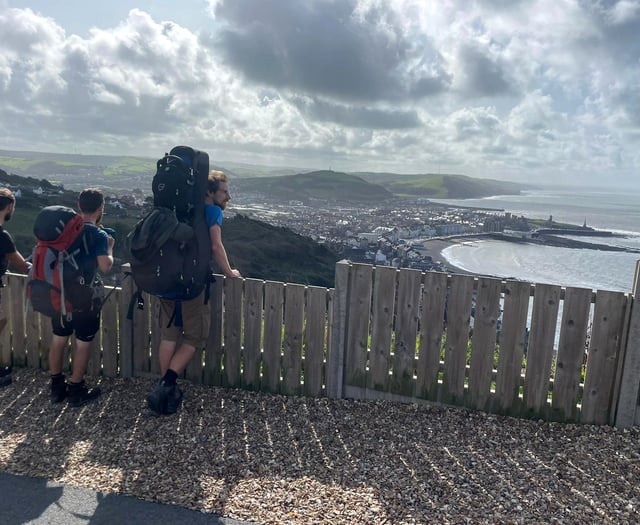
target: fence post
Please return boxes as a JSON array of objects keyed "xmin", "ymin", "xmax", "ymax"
[
  {"xmin": 118, "ymin": 263, "xmax": 135, "ymax": 378},
  {"xmin": 326, "ymin": 260, "xmax": 350, "ymax": 399},
  {"xmin": 615, "ymin": 260, "xmax": 640, "ymax": 427}
]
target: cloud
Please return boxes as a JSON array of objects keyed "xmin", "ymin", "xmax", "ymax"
[
  {"xmin": 455, "ymin": 44, "xmax": 515, "ymax": 97},
  {"xmin": 208, "ymin": 0, "xmax": 451, "ymax": 103},
  {"xmin": 290, "ymin": 96, "xmax": 421, "ymax": 129},
  {"xmin": 0, "ymin": 0, "xmax": 639, "ymax": 186}
]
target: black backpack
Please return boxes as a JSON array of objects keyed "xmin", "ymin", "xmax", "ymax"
[
  {"xmin": 127, "ymin": 146, "xmax": 212, "ymax": 322},
  {"xmin": 152, "ymin": 153, "xmax": 197, "ymax": 222}
]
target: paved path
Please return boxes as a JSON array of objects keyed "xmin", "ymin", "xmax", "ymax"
[{"xmin": 0, "ymin": 472, "xmax": 257, "ymax": 525}]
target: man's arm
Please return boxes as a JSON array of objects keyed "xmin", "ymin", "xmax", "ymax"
[
  {"xmin": 7, "ymin": 251, "xmax": 30, "ymax": 274},
  {"xmin": 210, "ymin": 224, "xmax": 241, "ymax": 278},
  {"xmin": 97, "ymin": 234, "xmax": 115, "ymax": 273}
]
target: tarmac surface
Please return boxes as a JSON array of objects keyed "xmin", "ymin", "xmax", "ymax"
[{"xmin": 0, "ymin": 472, "xmax": 258, "ymax": 525}]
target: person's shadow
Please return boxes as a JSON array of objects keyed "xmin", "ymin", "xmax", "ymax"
[
  {"xmin": 0, "ymin": 472, "xmax": 237, "ymax": 525},
  {"xmin": 0, "ymin": 472, "xmax": 63, "ymax": 525}
]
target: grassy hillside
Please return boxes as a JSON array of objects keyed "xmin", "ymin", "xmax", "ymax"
[
  {"xmin": 236, "ymin": 170, "xmax": 394, "ymax": 203},
  {"xmin": 0, "ymin": 150, "xmax": 153, "ymax": 175},
  {"xmin": 1, "ymin": 149, "xmax": 531, "ymax": 200},
  {"xmin": 354, "ymin": 172, "xmax": 529, "ymax": 198},
  {"xmin": 238, "ymin": 170, "xmax": 528, "ymax": 202},
  {"xmin": 223, "ymin": 214, "xmax": 338, "ymax": 287}
]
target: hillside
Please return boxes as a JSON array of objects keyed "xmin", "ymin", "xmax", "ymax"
[
  {"xmin": 237, "ymin": 170, "xmax": 528, "ymax": 203},
  {"xmin": 0, "ymin": 169, "xmax": 339, "ymax": 287},
  {"xmin": 235, "ymin": 170, "xmax": 394, "ymax": 204},
  {"xmin": 0, "ymin": 149, "xmax": 235, "ymax": 193},
  {"xmin": 222, "ymin": 214, "xmax": 337, "ymax": 287},
  {"xmin": 1, "ymin": 149, "xmax": 532, "ymax": 200},
  {"xmin": 354, "ymin": 172, "xmax": 529, "ymax": 198}
]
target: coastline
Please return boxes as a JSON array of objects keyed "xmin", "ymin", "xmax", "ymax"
[{"xmin": 415, "ymin": 238, "xmax": 475, "ymax": 276}]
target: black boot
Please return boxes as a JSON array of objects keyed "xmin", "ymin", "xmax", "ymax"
[
  {"xmin": 50, "ymin": 373, "xmax": 67, "ymax": 403},
  {"xmin": 0, "ymin": 366, "xmax": 11, "ymax": 388},
  {"xmin": 67, "ymin": 381, "xmax": 101, "ymax": 407}
]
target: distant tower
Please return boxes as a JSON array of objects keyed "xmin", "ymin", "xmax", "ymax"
[{"xmin": 583, "ymin": 217, "xmax": 587, "ymax": 228}]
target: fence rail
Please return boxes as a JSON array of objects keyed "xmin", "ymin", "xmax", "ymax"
[{"xmin": 1, "ymin": 260, "xmax": 639, "ymax": 427}]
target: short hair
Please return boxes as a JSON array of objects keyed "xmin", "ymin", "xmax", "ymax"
[
  {"xmin": 207, "ymin": 170, "xmax": 228, "ymax": 193},
  {"xmin": 78, "ymin": 188, "xmax": 104, "ymax": 214},
  {"xmin": 0, "ymin": 187, "xmax": 16, "ymax": 211}
]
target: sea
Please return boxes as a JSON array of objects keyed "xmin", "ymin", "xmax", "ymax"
[{"xmin": 430, "ymin": 188, "xmax": 640, "ymax": 293}]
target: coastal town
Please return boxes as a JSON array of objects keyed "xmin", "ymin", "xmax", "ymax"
[
  {"xmin": 229, "ymin": 193, "xmax": 562, "ymax": 273},
  {"xmin": 229, "ymin": 179, "xmax": 640, "ymax": 276}
]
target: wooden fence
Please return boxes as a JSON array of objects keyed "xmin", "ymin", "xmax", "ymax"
[{"xmin": 1, "ymin": 260, "xmax": 640, "ymax": 427}]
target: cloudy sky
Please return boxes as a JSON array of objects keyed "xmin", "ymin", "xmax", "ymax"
[{"xmin": 1, "ymin": 0, "xmax": 639, "ymax": 187}]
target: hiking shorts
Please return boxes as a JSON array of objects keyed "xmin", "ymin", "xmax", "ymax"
[
  {"xmin": 52, "ymin": 309, "xmax": 101, "ymax": 342},
  {"xmin": 158, "ymin": 291, "xmax": 211, "ymax": 348}
]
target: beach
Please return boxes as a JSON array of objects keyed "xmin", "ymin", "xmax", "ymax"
[{"xmin": 415, "ymin": 238, "xmax": 475, "ymax": 276}]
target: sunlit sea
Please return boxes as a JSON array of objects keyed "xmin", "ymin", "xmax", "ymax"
[{"xmin": 430, "ymin": 188, "xmax": 640, "ymax": 293}]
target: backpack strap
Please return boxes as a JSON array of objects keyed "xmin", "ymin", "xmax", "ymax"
[
  {"xmin": 127, "ymin": 287, "xmax": 145, "ymax": 320},
  {"xmin": 167, "ymin": 301, "xmax": 182, "ymax": 328},
  {"xmin": 57, "ymin": 250, "xmax": 69, "ymax": 319}
]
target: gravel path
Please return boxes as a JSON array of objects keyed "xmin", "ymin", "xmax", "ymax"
[{"xmin": 1, "ymin": 368, "xmax": 639, "ymax": 524}]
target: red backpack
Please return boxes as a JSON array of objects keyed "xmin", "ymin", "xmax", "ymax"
[{"xmin": 27, "ymin": 206, "xmax": 96, "ymax": 319}]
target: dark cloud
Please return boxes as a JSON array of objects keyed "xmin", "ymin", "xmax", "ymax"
[
  {"xmin": 582, "ymin": 1, "xmax": 640, "ymax": 63},
  {"xmin": 291, "ymin": 96, "xmax": 421, "ymax": 129},
  {"xmin": 208, "ymin": 0, "xmax": 451, "ymax": 103},
  {"xmin": 457, "ymin": 45, "xmax": 514, "ymax": 97}
]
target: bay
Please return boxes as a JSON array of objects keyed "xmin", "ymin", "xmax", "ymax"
[{"xmin": 431, "ymin": 188, "xmax": 640, "ymax": 293}]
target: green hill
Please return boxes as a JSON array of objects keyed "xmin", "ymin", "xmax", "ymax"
[
  {"xmin": 354, "ymin": 172, "xmax": 529, "ymax": 198},
  {"xmin": 222, "ymin": 214, "xmax": 337, "ymax": 287},
  {"xmin": 238, "ymin": 170, "xmax": 528, "ymax": 202},
  {"xmin": 236, "ymin": 170, "xmax": 394, "ymax": 203},
  {"xmin": 1, "ymin": 149, "xmax": 530, "ymax": 200}
]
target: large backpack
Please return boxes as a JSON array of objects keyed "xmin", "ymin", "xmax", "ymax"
[
  {"xmin": 27, "ymin": 206, "xmax": 101, "ymax": 319},
  {"xmin": 127, "ymin": 146, "xmax": 212, "ymax": 321}
]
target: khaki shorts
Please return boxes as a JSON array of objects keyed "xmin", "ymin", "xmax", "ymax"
[{"xmin": 158, "ymin": 290, "xmax": 211, "ymax": 348}]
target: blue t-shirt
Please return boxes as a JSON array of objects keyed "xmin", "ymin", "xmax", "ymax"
[
  {"xmin": 205, "ymin": 204, "xmax": 223, "ymax": 229},
  {"xmin": 77, "ymin": 223, "xmax": 110, "ymax": 281}
]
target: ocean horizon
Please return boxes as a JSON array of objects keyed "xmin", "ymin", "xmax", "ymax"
[{"xmin": 431, "ymin": 188, "xmax": 640, "ymax": 293}]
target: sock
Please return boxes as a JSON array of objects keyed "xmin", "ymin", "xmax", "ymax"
[{"xmin": 162, "ymin": 369, "xmax": 178, "ymax": 386}]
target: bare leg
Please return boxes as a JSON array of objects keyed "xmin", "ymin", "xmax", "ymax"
[
  {"xmin": 49, "ymin": 334, "xmax": 69, "ymax": 376},
  {"xmin": 70, "ymin": 339, "xmax": 92, "ymax": 383},
  {"xmin": 158, "ymin": 339, "xmax": 196, "ymax": 376},
  {"xmin": 167, "ymin": 343, "xmax": 196, "ymax": 376},
  {"xmin": 158, "ymin": 340, "xmax": 177, "ymax": 376}
]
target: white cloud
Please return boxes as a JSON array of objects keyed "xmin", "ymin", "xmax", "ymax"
[{"xmin": 0, "ymin": 0, "xmax": 638, "ymax": 186}]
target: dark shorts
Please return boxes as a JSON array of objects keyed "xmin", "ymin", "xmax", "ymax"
[
  {"xmin": 159, "ymin": 291, "xmax": 210, "ymax": 348},
  {"xmin": 52, "ymin": 309, "xmax": 101, "ymax": 342}
]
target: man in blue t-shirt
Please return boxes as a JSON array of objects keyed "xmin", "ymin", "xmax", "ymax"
[
  {"xmin": 48, "ymin": 188, "xmax": 115, "ymax": 407},
  {"xmin": 147, "ymin": 170, "xmax": 242, "ymax": 415}
]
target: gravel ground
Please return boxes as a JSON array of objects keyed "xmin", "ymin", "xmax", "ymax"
[{"xmin": 1, "ymin": 368, "xmax": 639, "ymax": 524}]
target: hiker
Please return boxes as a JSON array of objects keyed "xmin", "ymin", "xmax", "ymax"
[
  {"xmin": 147, "ymin": 169, "xmax": 242, "ymax": 415},
  {"xmin": 0, "ymin": 188, "xmax": 30, "ymax": 387},
  {"xmin": 48, "ymin": 188, "xmax": 114, "ymax": 407}
]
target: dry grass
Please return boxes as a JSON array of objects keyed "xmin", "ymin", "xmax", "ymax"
[{"xmin": 1, "ymin": 368, "xmax": 639, "ymax": 524}]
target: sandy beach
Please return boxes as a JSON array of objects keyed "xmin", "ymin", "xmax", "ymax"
[{"xmin": 415, "ymin": 237, "xmax": 476, "ymax": 276}]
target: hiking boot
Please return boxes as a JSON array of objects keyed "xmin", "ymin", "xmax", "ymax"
[
  {"xmin": 165, "ymin": 385, "xmax": 183, "ymax": 415},
  {"xmin": 67, "ymin": 381, "xmax": 101, "ymax": 407},
  {"xmin": 146, "ymin": 380, "xmax": 172, "ymax": 415},
  {"xmin": 0, "ymin": 366, "xmax": 11, "ymax": 388},
  {"xmin": 50, "ymin": 374, "xmax": 67, "ymax": 403}
]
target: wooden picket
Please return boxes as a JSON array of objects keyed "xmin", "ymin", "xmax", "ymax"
[{"xmin": 1, "ymin": 258, "xmax": 639, "ymax": 427}]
